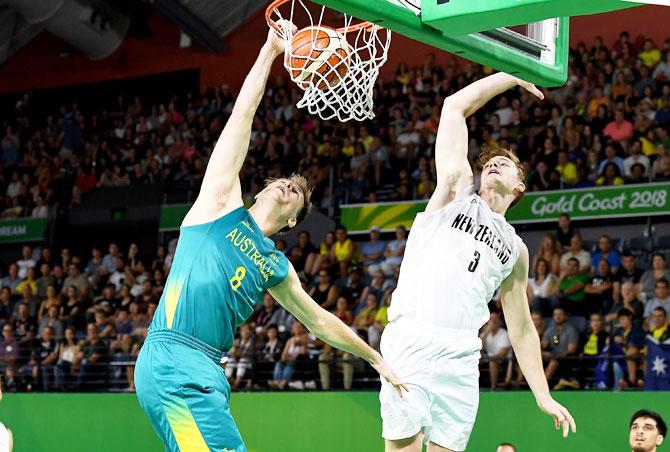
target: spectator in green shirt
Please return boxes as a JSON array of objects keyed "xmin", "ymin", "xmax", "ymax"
[{"xmin": 557, "ymin": 258, "xmax": 589, "ymax": 316}]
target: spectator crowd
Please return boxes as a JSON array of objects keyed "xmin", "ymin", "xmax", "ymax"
[{"xmin": 1, "ymin": 31, "xmax": 670, "ymax": 392}]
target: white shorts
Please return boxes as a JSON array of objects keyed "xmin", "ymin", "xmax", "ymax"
[
  {"xmin": 379, "ymin": 317, "xmax": 481, "ymax": 451},
  {"xmin": 0, "ymin": 422, "xmax": 11, "ymax": 452}
]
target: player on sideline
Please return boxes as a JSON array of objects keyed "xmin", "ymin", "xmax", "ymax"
[
  {"xmin": 134, "ymin": 23, "xmax": 406, "ymax": 452},
  {"xmin": 379, "ymin": 72, "xmax": 576, "ymax": 452}
]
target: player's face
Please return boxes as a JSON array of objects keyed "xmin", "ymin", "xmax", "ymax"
[
  {"xmin": 630, "ymin": 417, "xmax": 663, "ymax": 452},
  {"xmin": 481, "ymin": 156, "xmax": 524, "ymax": 195},
  {"xmin": 258, "ymin": 178, "xmax": 303, "ymax": 227}
]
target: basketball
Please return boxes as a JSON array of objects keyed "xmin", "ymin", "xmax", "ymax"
[{"xmin": 286, "ymin": 26, "xmax": 350, "ymax": 90}]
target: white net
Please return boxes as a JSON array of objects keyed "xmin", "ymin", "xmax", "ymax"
[{"xmin": 267, "ymin": 0, "xmax": 391, "ymax": 122}]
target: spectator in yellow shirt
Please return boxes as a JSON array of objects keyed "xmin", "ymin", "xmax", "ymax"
[
  {"xmin": 556, "ymin": 150, "xmax": 578, "ymax": 185},
  {"xmin": 639, "ymin": 39, "xmax": 662, "ymax": 68}
]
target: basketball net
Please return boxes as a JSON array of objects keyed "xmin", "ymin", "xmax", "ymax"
[{"xmin": 267, "ymin": 0, "xmax": 391, "ymax": 122}]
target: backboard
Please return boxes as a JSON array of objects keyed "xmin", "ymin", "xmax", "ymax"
[{"xmin": 313, "ymin": 0, "xmax": 645, "ymax": 87}]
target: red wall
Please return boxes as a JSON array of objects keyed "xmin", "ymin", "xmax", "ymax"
[{"xmin": 1, "ymin": 5, "xmax": 669, "ymax": 94}]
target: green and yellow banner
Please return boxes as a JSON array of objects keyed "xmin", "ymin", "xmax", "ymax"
[{"xmin": 340, "ymin": 182, "xmax": 670, "ymax": 232}]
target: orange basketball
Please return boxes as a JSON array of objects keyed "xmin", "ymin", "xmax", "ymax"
[{"xmin": 286, "ymin": 26, "xmax": 350, "ymax": 90}]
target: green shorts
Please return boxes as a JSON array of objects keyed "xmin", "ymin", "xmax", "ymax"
[{"xmin": 135, "ymin": 328, "xmax": 245, "ymax": 452}]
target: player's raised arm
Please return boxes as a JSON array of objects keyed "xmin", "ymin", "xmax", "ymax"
[
  {"xmin": 428, "ymin": 73, "xmax": 543, "ymax": 212},
  {"xmin": 269, "ymin": 265, "xmax": 407, "ymax": 397},
  {"xmin": 500, "ymin": 243, "xmax": 576, "ymax": 438},
  {"xmin": 182, "ymin": 23, "xmax": 295, "ymax": 226}
]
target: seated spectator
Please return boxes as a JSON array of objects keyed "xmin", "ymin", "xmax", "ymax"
[
  {"xmin": 305, "ymin": 231, "xmax": 336, "ymax": 277},
  {"xmin": 225, "ymin": 324, "xmax": 255, "ymax": 390},
  {"xmin": 0, "ymin": 324, "xmax": 19, "ymax": 372},
  {"xmin": 35, "ymin": 264, "xmax": 55, "ymax": 300},
  {"xmin": 333, "ymin": 227, "xmax": 356, "ymax": 278},
  {"xmin": 534, "ymin": 234, "xmax": 561, "ymax": 276},
  {"xmin": 309, "ymin": 270, "xmax": 338, "ymax": 311},
  {"xmin": 649, "ymin": 307, "xmax": 670, "ymax": 342},
  {"xmin": 556, "ymin": 258, "xmax": 589, "ymax": 315},
  {"xmin": 614, "ymin": 252, "xmax": 645, "ymax": 299},
  {"xmin": 645, "ymin": 279, "xmax": 670, "ymax": 329},
  {"xmin": 623, "ymin": 141, "xmax": 650, "ymax": 179},
  {"xmin": 271, "ymin": 322, "xmax": 310, "ymax": 390},
  {"xmin": 556, "ymin": 150, "xmax": 578, "ymax": 185},
  {"xmin": 74, "ymin": 323, "xmax": 108, "ymax": 390},
  {"xmin": 596, "ymin": 162, "xmax": 625, "ymax": 186},
  {"xmin": 559, "ymin": 233, "xmax": 591, "ymax": 274},
  {"xmin": 542, "ymin": 308, "xmax": 579, "ymax": 389},
  {"xmin": 368, "ymin": 290, "xmax": 392, "ymax": 351},
  {"xmin": 528, "ymin": 258, "xmax": 557, "ymax": 317},
  {"xmin": 14, "ymin": 268, "xmax": 37, "ymax": 298},
  {"xmin": 37, "ymin": 285, "xmax": 61, "ymax": 322},
  {"xmin": 16, "ymin": 245, "xmax": 35, "ymax": 280},
  {"xmin": 338, "ymin": 267, "xmax": 366, "ymax": 311},
  {"xmin": 286, "ymin": 231, "xmax": 317, "ymax": 273},
  {"xmin": 38, "ymin": 305, "xmax": 64, "ymax": 340},
  {"xmin": 555, "ymin": 213, "xmax": 575, "ymax": 251},
  {"xmin": 63, "ymin": 263, "xmax": 89, "ymax": 296},
  {"xmin": 55, "ymin": 326, "xmax": 79, "ymax": 391},
  {"xmin": 640, "ymin": 253, "xmax": 670, "ymax": 301},
  {"xmin": 333, "ymin": 297, "xmax": 354, "ymax": 327},
  {"xmin": 13, "ymin": 302, "xmax": 37, "ymax": 344},
  {"xmin": 379, "ymin": 226, "xmax": 407, "ymax": 277},
  {"xmin": 591, "ymin": 235, "xmax": 621, "ymax": 276},
  {"xmin": 613, "ymin": 308, "xmax": 645, "ymax": 389},
  {"xmin": 360, "ymin": 226, "xmax": 385, "ymax": 277},
  {"xmin": 576, "ymin": 313, "xmax": 608, "ymax": 389},
  {"xmin": 24, "ymin": 326, "xmax": 59, "ymax": 391},
  {"xmin": 353, "ymin": 293, "xmax": 379, "ymax": 334},
  {"xmin": 0, "ymin": 264, "xmax": 21, "ymax": 293},
  {"xmin": 606, "ymin": 282, "xmax": 644, "ymax": 326},
  {"xmin": 480, "ymin": 311, "xmax": 512, "ymax": 390},
  {"xmin": 585, "ymin": 259, "xmax": 616, "ymax": 315},
  {"xmin": 0, "ymin": 287, "xmax": 13, "ymax": 324},
  {"xmin": 110, "ymin": 334, "xmax": 137, "ymax": 391},
  {"xmin": 604, "ymin": 110, "xmax": 634, "ymax": 143}
]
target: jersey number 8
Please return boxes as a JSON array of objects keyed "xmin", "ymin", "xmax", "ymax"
[{"xmin": 230, "ymin": 266, "xmax": 247, "ymax": 291}]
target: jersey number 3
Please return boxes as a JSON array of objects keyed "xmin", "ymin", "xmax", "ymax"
[
  {"xmin": 230, "ymin": 266, "xmax": 247, "ymax": 291},
  {"xmin": 468, "ymin": 251, "xmax": 481, "ymax": 273}
]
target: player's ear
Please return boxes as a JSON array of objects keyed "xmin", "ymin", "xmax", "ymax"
[
  {"xmin": 287, "ymin": 217, "xmax": 297, "ymax": 229},
  {"xmin": 657, "ymin": 434, "xmax": 664, "ymax": 446},
  {"xmin": 514, "ymin": 180, "xmax": 526, "ymax": 197}
]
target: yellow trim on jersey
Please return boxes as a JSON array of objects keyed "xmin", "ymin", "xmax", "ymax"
[
  {"xmin": 164, "ymin": 278, "xmax": 184, "ymax": 329},
  {"xmin": 165, "ymin": 399, "xmax": 210, "ymax": 451}
]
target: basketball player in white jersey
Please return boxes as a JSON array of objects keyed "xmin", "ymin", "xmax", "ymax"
[{"xmin": 379, "ymin": 72, "xmax": 576, "ymax": 452}]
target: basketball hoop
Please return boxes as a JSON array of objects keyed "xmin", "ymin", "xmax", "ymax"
[{"xmin": 266, "ymin": 0, "xmax": 391, "ymax": 122}]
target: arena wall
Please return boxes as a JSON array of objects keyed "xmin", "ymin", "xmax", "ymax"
[{"xmin": 0, "ymin": 392, "xmax": 666, "ymax": 451}]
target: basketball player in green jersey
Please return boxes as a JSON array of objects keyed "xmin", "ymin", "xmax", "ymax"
[{"xmin": 134, "ymin": 23, "xmax": 406, "ymax": 452}]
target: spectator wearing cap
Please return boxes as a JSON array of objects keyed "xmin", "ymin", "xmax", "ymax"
[{"xmin": 360, "ymin": 226, "xmax": 386, "ymax": 277}]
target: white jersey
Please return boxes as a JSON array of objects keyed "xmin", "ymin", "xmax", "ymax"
[{"xmin": 388, "ymin": 186, "xmax": 521, "ymax": 331}]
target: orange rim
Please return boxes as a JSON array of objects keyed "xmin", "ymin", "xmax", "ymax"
[{"xmin": 265, "ymin": 0, "xmax": 382, "ymax": 34}]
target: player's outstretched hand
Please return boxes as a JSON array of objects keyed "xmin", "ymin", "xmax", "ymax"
[
  {"xmin": 516, "ymin": 78, "xmax": 545, "ymax": 101},
  {"xmin": 537, "ymin": 396, "xmax": 576, "ymax": 438},
  {"xmin": 371, "ymin": 358, "xmax": 409, "ymax": 398},
  {"xmin": 267, "ymin": 19, "xmax": 297, "ymax": 56}
]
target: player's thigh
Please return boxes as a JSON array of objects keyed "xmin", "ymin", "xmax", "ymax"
[
  {"xmin": 179, "ymin": 385, "xmax": 245, "ymax": 452},
  {"xmin": 385, "ymin": 431, "xmax": 424, "ymax": 452}
]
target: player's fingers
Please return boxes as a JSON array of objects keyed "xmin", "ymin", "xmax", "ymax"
[
  {"xmin": 554, "ymin": 415, "xmax": 560, "ymax": 430},
  {"xmin": 562, "ymin": 407, "xmax": 577, "ymax": 434},
  {"xmin": 562, "ymin": 417, "xmax": 569, "ymax": 438}
]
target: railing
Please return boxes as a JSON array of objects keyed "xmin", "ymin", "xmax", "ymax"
[{"xmin": 0, "ymin": 353, "xmax": 637, "ymax": 393}]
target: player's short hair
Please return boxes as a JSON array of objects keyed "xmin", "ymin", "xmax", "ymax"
[
  {"xmin": 479, "ymin": 145, "xmax": 525, "ymax": 207},
  {"xmin": 265, "ymin": 174, "xmax": 313, "ymax": 233},
  {"xmin": 631, "ymin": 409, "xmax": 667, "ymax": 437}
]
